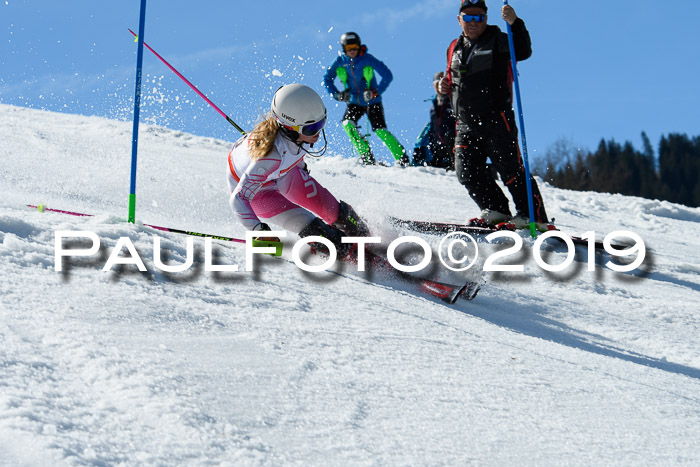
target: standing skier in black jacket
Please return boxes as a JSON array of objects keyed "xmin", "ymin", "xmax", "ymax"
[{"xmin": 438, "ymin": 0, "xmax": 553, "ymax": 231}]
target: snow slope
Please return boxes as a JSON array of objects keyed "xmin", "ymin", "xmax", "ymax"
[{"xmin": 1, "ymin": 103, "xmax": 699, "ymax": 465}]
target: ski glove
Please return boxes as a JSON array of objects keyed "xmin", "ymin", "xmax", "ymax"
[
  {"xmin": 363, "ymin": 90, "xmax": 378, "ymax": 102},
  {"xmin": 334, "ymin": 91, "xmax": 350, "ymax": 102}
]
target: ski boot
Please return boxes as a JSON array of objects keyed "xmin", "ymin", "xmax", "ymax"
[
  {"xmin": 499, "ymin": 215, "xmax": 557, "ymax": 233},
  {"xmin": 299, "ymin": 217, "xmax": 358, "ymax": 262},
  {"xmin": 467, "ymin": 209, "xmax": 510, "ymax": 228},
  {"xmin": 333, "ymin": 200, "xmax": 371, "ymax": 237}
]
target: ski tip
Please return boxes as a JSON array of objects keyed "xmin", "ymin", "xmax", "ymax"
[
  {"xmin": 460, "ymin": 282, "xmax": 482, "ymax": 301},
  {"xmin": 420, "ymin": 279, "xmax": 480, "ymax": 305},
  {"xmin": 446, "ymin": 284, "xmax": 469, "ymax": 304},
  {"xmin": 420, "ymin": 280, "xmax": 455, "ymax": 302}
]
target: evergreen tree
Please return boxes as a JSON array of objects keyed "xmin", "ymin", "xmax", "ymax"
[
  {"xmin": 638, "ymin": 132, "xmax": 658, "ymax": 199},
  {"xmin": 541, "ymin": 132, "xmax": 696, "ymax": 206},
  {"xmin": 658, "ymin": 133, "xmax": 699, "ymax": 206}
]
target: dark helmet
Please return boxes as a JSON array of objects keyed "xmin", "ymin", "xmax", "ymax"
[
  {"xmin": 340, "ymin": 32, "xmax": 361, "ymax": 49},
  {"xmin": 459, "ymin": 0, "xmax": 487, "ymax": 12}
]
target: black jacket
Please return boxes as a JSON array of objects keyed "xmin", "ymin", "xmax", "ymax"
[{"xmin": 446, "ymin": 19, "xmax": 531, "ymax": 120}]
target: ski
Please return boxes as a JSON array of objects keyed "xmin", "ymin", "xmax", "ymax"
[
  {"xmin": 389, "ymin": 217, "xmax": 626, "ymax": 251},
  {"xmin": 312, "ymin": 247, "xmax": 481, "ymax": 304},
  {"xmin": 365, "ymin": 250, "xmax": 481, "ymax": 304}
]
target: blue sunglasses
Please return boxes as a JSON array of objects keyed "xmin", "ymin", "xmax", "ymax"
[{"xmin": 461, "ymin": 14, "xmax": 485, "ymax": 23}]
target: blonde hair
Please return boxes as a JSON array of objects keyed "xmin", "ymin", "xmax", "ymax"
[{"xmin": 248, "ymin": 114, "xmax": 279, "ymax": 160}]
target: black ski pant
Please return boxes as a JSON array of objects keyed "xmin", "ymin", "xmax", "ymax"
[
  {"xmin": 454, "ymin": 109, "xmax": 549, "ymax": 222},
  {"xmin": 343, "ymin": 103, "xmax": 388, "ymax": 131}
]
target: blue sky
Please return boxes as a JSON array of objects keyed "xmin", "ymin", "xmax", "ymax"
[{"xmin": 3, "ymin": 0, "xmax": 700, "ymax": 164}]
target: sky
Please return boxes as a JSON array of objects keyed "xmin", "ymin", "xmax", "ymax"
[{"xmin": 3, "ymin": 0, "xmax": 700, "ymax": 164}]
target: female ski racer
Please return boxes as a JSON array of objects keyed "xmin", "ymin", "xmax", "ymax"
[{"xmin": 227, "ymin": 83, "xmax": 370, "ymax": 257}]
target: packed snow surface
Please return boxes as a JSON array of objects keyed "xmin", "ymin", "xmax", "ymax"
[{"xmin": 1, "ymin": 104, "xmax": 699, "ymax": 465}]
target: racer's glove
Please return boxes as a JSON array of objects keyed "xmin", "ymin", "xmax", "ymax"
[
  {"xmin": 252, "ymin": 222, "xmax": 280, "ymax": 243},
  {"xmin": 363, "ymin": 89, "xmax": 378, "ymax": 102},
  {"xmin": 333, "ymin": 91, "xmax": 350, "ymax": 102}
]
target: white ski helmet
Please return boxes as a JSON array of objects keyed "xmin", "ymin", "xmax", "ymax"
[{"xmin": 271, "ymin": 84, "xmax": 327, "ymax": 136}]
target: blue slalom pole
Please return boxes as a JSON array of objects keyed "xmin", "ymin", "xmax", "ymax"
[
  {"xmin": 504, "ymin": 0, "xmax": 536, "ymax": 238},
  {"xmin": 128, "ymin": 0, "xmax": 148, "ymax": 224}
]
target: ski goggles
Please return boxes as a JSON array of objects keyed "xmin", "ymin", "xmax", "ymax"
[
  {"xmin": 344, "ymin": 44, "xmax": 360, "ymax": 52},
  {"xmin": 284, "ymin": 117, "xmax": 327, "ymax": 137},
  {"xmin": 461, "ymin": 14, "xmax": 485, "ymax": 22}
]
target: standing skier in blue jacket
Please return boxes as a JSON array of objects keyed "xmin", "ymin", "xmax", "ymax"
[{"xmin": 323, "ymin": 32, "xmax": 409, "ymax": 166}]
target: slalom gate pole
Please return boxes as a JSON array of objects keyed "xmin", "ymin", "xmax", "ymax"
[
  {"xmin": 128, "ymin": 0, "xmax": 148, "ymax": 224},
  {"xmin": 127, "ymin": 29, "xmax": 247, "ymax": 136},
  {"xmin": 28, "ymin": 204, "xmax": 245, "ymax": 244},
  {"xmin": 504, "ymin": 0, "xmax": 537, "ymax": 238}
]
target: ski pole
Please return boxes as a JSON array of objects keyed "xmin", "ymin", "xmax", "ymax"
[
  {"xmin": 28, "ymin": 204, "xmax": 245, "ymax": 243},
  {"xmin": 503, "ymin": 0, "xmax": 537, "ymax": 238},
  {"xmin": 28, "ymin": 203, "xmax": 285, "ymax": 257},
  {"xmin": 128, "ymin": 29, "xmax": 247, "ymax": 136}
]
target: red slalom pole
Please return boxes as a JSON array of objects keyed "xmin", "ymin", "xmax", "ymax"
[
  {"xmin": 127, "ymin": 28, "xmax": 247, "ymax": 136},
  {"xmin": 28, "ymin": 204, "xmax": 245, "ymax": 244}
]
